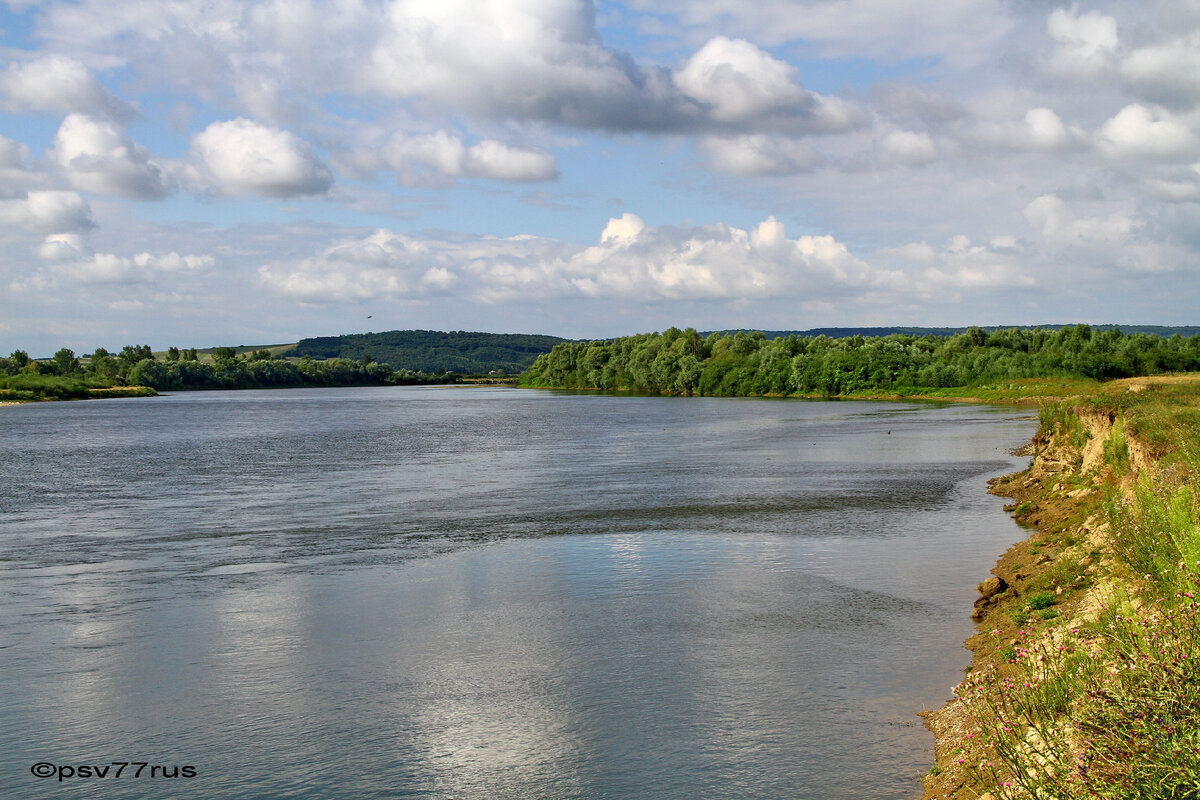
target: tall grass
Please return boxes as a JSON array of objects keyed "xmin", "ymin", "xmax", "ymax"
[{"xmin": 962, "ymin": 382, "xmax": 1200, "ymax": 799}]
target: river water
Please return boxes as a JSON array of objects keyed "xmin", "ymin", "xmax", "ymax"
[{"xmin": 0, "ymin": 386, "xmax": 1035, "ymax": 799}]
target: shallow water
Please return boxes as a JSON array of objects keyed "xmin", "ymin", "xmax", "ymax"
[{"xmin": 0, "ymin": 386, "xmax": 1035, "ymax": 799}]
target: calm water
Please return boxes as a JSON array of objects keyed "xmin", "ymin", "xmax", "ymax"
[{"xmin": 0, "ymin": 387, "xmax": 1035, "ymax": 799}]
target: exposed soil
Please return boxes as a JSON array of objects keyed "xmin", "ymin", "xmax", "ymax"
[{"xmin": 917, "ymin": 411, "xmax": 1122, "ymax": 800}]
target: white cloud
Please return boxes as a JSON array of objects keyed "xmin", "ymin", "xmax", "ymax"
[
  {"xmin": 363, "ymin": 0, "xmax": 681, "ymax": 130},
  {"xmin": 0, "ymin": 135, "xmax": 43, "ymax": 197},
  {"xmin": 878, "ymin": 130, "xmax": 939, "ymax": 165},
  {"xmin": 258, "ymin": 227, "xmax": 570, "ymax": 303},
  {"xmin": 1142, "ymin": 163, "xmax": 1200, "ymax": 203},
  {"xmin": 52, "ymin": 114, "xmax": 173, "ymax": 199},
  {"xmin": 881, "ymin": 234, "xmax": 1034, "ymax": 290},
  {"xmin": 258, "ymin": 214, "xmax": 896, "ymax": 305},
  {"xmin": 967, "ymin": 107, "xmax": 1084, "ymax": 153},
  {"xmin": 1024, "ymin": 194, "xmax": 1135, "ymax": 247},
  {"xmin": 1045, "ymin": 6, "xmax": 1119, "ymax": 77},
  {"xmin": 600, "ymin": 212, "xmax": 646, "ymax": 244},
  {"xmin": 698, "ymin": 134, "xmax": 823, "ymax": 175},
  {"xmin": 347, "ymin": 130, "xmax": 558, "ymax": 184},
  {"xmin": 49, "ymin": 251, "xmax": 215, "ymax": 285},
  {"xmin": 1120, "ymin": 33, "xmax": 1200, "ymax": 108},
  {"xmin": 25, "ymin": 0, "xmax": 871, "ymax": 136},
  {"xmin": 37, "ymin": 233, "xmax": 89, "ymax": 261},
  {"xmin": 189, "ymin": 118, "xmax": 333, "ymax": 197},
  {"xmin": 628, "ymin": 0, "xmax": 1015, "ymax": 67},
  {"xmin": 566, "ymin": 215, "xmax": 890, "ymax": 300},
  {"xmin": 675, "ymin": 37, "xmax": 863, "ymax": 133},
  {"xmin": 0, "ymin": 190, "xmax": 96, "ymax": 234},
  {"xmin": 0, "ymin": 54, "xmax": 134, "ymax": 121},
  {"xmin": 1095, "ymin": 104, "xmax": 1200, "ymax": 162},
  {"xmin": 674, "ymin": 37, "xmax": 810, "ymax": 123}
]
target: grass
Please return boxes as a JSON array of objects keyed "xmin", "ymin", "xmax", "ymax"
[
  {"xmin": 0, "ymin": 374, "xmax": 156, "ymax": 402},
  {"xmin": 954, "ymin": 375, "xmax": 1200, "ymax": 799}
]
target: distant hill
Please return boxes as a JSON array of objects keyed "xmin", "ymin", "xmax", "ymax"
[
  {"xmin": 287, "ymin": 330, "xmax": 569, "ymax": 374},
  {"xmin": 722, "ymin": 325, "xmax": 1200, "ymax": 339}
]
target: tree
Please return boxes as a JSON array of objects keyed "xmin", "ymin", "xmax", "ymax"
[
  {"xmin": 127, "ymin": 358, "xmax": 168, "ymax": 390},
  {"xmin": 52, "ymin": 348, "xmax": 81, "ymax": 376},
  {"xmin": 8, "ymin": 350, "xmax": 30, "ymax": 373},
  {"xmin": 118, "ymin": 344, "xmax": 153, "ymax": 367},
  {"xmin": 87, "ymin": 348, "xmax": 119, "ymax": 380},
  {"xmin": 211, "ymin": 346, "xmax": 238, "ymax": 362}
]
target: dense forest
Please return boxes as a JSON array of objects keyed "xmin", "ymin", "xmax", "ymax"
[
  {"xmin": 745, "ymin": 324, "xmax": 1200, "ymax": 339},
  {"xmin": 7, "ymin": 325, "xmax": 1200, "ymax": 402},
  {"xmin": 290, "ymin": 330, "xmax": 567, "ymax": 374},
  {"xmin": 519, "ymin": 325, "xmax": 1200, "ymax": 396},
  {"xmin": 0, "ymin": 344, "xmax": 449, "ymax": 400}
]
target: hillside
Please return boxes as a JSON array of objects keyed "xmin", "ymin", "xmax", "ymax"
[{"xmin": 288, "ymin": 330, "xmax": 569, "ymax": 374}]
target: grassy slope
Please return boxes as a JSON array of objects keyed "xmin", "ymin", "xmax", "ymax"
[{"xmin": 921, "ymin": 375, "xmax": 1200, "ymax": 800}]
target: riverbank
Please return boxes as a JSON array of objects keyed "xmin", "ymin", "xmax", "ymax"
[
  {"xmin": 919, "ymin": 374, "xmax": 1200, "ymax": 800},
  {"xmin": 0, "ymin": 385, "xmax": 157, "ymax": 403}
]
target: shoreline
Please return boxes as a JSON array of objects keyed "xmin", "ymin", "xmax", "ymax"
[{"xmin": 917, "ymin": 375, "xmax": 1198, "ymax": 799}]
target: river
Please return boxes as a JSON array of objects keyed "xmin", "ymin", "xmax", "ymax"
[{"xmin": 0, "ymin": 386, "xmax": 1035, "ymax": 799}]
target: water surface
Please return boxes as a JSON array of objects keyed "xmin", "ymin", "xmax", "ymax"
[{"xmin": 0, "ymin": 386, "xmax": 1035, "ymax": 799}]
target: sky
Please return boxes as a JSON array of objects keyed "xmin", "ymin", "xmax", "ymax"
[{"xmin": 2, "ymin": 0, "xmax": 1200, "ymax": 356}]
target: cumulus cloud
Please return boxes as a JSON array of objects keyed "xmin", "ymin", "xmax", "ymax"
[
  {"xmin": 676, "ymin": 38, "xmax": 805, "ymax": 124},
  {"xmin": 675, "ymin": 38, "xmax": 863, "ymax": 134},
  {"xmin": 345, "ymin": 130, "xmax": 558, "ymax": 184},
  {"xmin": 1120, "ymin": 33, "xmax": 1200, "ymax": 108},
  {"xmin": 52, "ymin": 114, "xmax": 173, "ymax": 199},
  {"xmin": 189, "ymin": 119, "xmax": 333, "ymax": 197},
  {"xmin": 967, "ymin": 107, "xmax": 1085, "ymax": 153},
  {"xmin": 0, "ymin": 54, "xmax": 134, "ymax": 121},
  {"xmin": 362, "ymin": 0, "xmax": 685, "ymax": 130},
  {"xmin": 258, "ymin": 228, "xmax": 569, "ymax": 302},
  {"xmin": 1094, "ymin": 104, "xmax": 1200, "ymax": 163},
  {"xmin": 48, "ymin": 251, "xmax": 215, "ymax": 285},
  {"xmin": 258, "ymin": 213, "xmax": 897, "ymax": 305},
  {"xmin": 878, "ymin": 130, "xmax": 940, "ymax": 165},
  {"xmin": 881, "ymin": 234, "xmax": 1034, "ymax": 290},
  {"xmin": 698, "ymin": 135, "xmax": 823, "ymax": 175},
  {"xmin": 0, "ymin": 135, "xmax": 43, "ymax": 197},
  {"xmin": 1141, "ymin": 163, "xmax": 1200, "ymax": 203},
  {"xmin": 627, "ymin": 0, "xmax": 1015, "ymax": 67},
  {"xmin": 0, "ymin": 190, "xmax": 96, "ymax": 234},
  {"xmin": 565, "ymin": 214, "xmax": 888, "ymax": 300},
  {"xmin": 1024, "ymin": 194, "xmax": 1136, "ymax": 248},
  {"xmin": 36, "ymin": 233, "xmax": 89, "ymax": 262},
  {"xmin": 25, "ymin": 0, "xmax": 872, "ymax": 137},
  {"xmin": 1045, "ymin": 6, "xmax": 1119, "ymax": 77}
]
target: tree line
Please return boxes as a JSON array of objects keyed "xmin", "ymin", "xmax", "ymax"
[
  {"xmin": 519, "ymin": 325, "xmax": 1200, "ymax": 396},
  {"xmin": 0, "ymin": 344, "xmax": 455, "ymax": 399},
  {"xmin": 291, "ymin": 329, "xmax": 567, "ymax": 374}
]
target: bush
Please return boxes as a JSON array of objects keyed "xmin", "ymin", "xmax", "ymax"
[{"xmin": 0, "ymin": 373, "xmax": 90, "ymax": 399}]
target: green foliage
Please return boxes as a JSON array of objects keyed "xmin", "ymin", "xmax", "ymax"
[
  {"xmin": 1103, "ymin": 418, "xmax": 1130, "ymax": 471},
  {"xmin": 964, "ymin": 600, "xmax": 1200, "ymax": 800},
  {"xmin": 521, "ymin": 326, "xmax": 1200, "ymax": 396},
  {"xmin": 51, "ymin": 348, "xmax": 81, "ymax": 376},
  {"xmin": 960, "ymin": 383, "xmax": 1200, "ymax": 800},
  {"xmin": 293, "ymin": 330, "xmax": 566, "ymax": 374},
  {"xmin": 118, "ymin": 344, "xmax": 153, "ymax": 367},
  {"xmin": 0, "ymin": 373, "xmax": 91, "ymax": 400},
  {"xmin": 1027, "ymin": 591, "xmax": 1057, "ymax": 610}
]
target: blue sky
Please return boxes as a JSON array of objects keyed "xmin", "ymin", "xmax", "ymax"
[{"xmin": 2, "ymin": 0, "xmax": 1199, "ymax": 356}]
